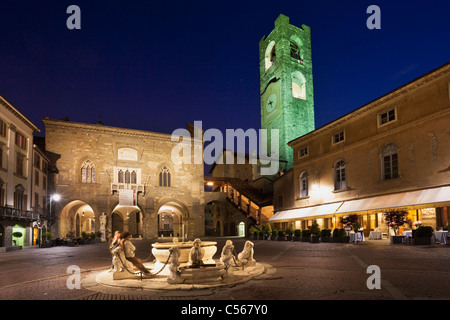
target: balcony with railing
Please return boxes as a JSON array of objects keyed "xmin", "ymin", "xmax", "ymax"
[
  {"xmin": 0, "ymin": 206, "xmax": 40, "ymax": 221},
  {"xmin": 110, "ymin": 183, "xmax": 145, "ymax": 194}
]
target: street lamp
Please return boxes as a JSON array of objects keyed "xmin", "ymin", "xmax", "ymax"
[{"xmin": 48, "ymin": 194, "xmax": 61, "ymax": 234}]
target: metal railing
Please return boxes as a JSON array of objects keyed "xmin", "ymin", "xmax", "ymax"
[{"xmin": 0, "ymin": 206, "xmax": 40, "ymax": 220}]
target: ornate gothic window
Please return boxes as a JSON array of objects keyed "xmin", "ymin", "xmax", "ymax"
[
  {"xmin": 382, "ymin": 144, "xmax": 399, "ymax": 180},
  {"xmin": 334, "ymin": 160, "xmax": 347, "ymax": 190},
  {"xmin": 81, "ymin": 160, "xmax": 95, "ymax": 183},
  {"xmin": 159, "ymin": 166, "xmax": 171, "ymax": 187},
  {"xmin": 299, "ymin": 171, "xmax": 308, "ymax": 198}
]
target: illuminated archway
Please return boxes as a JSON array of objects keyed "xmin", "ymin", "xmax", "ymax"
[
  {"xmin": 59, "ymin": 200, "xmax": 96, "ymax": 238},
  {"xmin": 156, "ymin": 201, "xmax": 188, "ymax": 239}
]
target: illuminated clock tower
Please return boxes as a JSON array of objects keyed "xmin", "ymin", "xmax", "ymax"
[{"xmin": 260, "ymin": 14, "xmax": 315, "ymax": 170}]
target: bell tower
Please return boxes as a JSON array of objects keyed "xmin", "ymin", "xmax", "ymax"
[{"xmin": 259, "ymin": 14, "xmax": 315, "ymax": 170}]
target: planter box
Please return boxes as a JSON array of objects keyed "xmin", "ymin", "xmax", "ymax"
[
  {"xmin": 414, "ymin": 237, "xmax": 432, "ymax": 245},
  {"xmin": 341, "ymin": 236, "xmax": 350, "ymax": 243},
  {"xmin": 286, "ymin": 235, "xmax": 293, "ymax": 241},
  {"xmin": 278, "ymin": 236, "xmax": 286, "ymax": 241},
  {"xmin": 293, "ymin": 236, "xmax": 301, "ymax": 242},
  {"xmin": 321, "ymin": 236, "xmax": 331, "ymax": 243},
  {"xmin": 301, "ymin": 237, "xmax": 310, "ymax": 242},
  {"xmin": 311, "ymin": 235, "xmax": 320, "ymax": 243},
  {"xmin": 391, "ymin": 235, "xmax": 405, "ymax": 244}
]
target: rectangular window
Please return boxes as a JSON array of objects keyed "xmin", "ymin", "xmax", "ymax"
[
  {"xmin": 15, "ymin": 132, "xmax": 27, "ymax": 149},
  {"xmin": 35, "ymin": 170, "xmax": 39, "ymax": 186},
  {"xmin": 333, "ymin": 130, "xmax": 345, "ymax": 144},
  {"xmin": 383, "ymin": 154, "xmax": 398, "ymax": 180},
  {"xmin": 34, "ymin": 154, "xmax": 41, "ymax": 169},
  {"xmin": 35, "ymin": 192, "xmax": 39, "ymax": 208},
  {"xmin": 0, "ymin": 119, "xmax": 6, "ymax": 137},
  {"xmin": 298, "ymin": 146, "xmax": 308, "ymax": 158},
  {"xmin": 277, "ymin": 194, "xmax": 284, "ymax": 208},
  {"xmin": 16, "ymin": 155, "xmax": 24, "ymax": 176},
  {"xmin": 379, "ymin": 108, "xmax": 396, "ymax": 126}
]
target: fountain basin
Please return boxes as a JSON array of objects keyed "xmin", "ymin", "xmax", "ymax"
[{"xmin": 151, "ymin": 240, "xmax": 217, "ymax": 274}]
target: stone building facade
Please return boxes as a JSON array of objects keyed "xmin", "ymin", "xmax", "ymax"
[
  {"xmin": 270, "ymin": 62, "xmax": 450, "ymax": 235},
  {"xmin": 43, "ymin": 118, "xmax": 208, "ymax": 240},
  {"xmin": 0, "ymin": 95, "xmax": 42, "ymax": 250}
]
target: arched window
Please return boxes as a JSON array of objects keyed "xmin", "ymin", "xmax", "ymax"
[
  {"xmin": 264, "ymin": 41, "xmax": 276, "ymax": 70},
  {"xmin": 334, "ymin": 160, "xmax": 347, "ymax": 190},
  {"xmin": 125, "ymin": 170, "xmax": 130, "ymax": 184},
  {"xmin": 131, "ymin": 170, "xmax": 137, "ymax": 184},
  {"xmin": 290, "ymin": 41, "xmax": 302, "ymax": 62},
  {"xmin": 81, "ymin": 160, "xmax": 95, "ymax": 183},
  {"xmin": 382, "ymin": 144, "xmax": 399, "ymax": 180},
  {"xmin": 118, "ymin": 170, "xmax": 124, "ymax": 183},
  {"xmin": 299, "ymin": 172, "xmax": 308, "ymax": 198},
  {"xmin": 292, "ymin": 71, "xmax": 306, "ymax": 100},
  {"xmin": 159, "ymin": 166, "xmax": 171, "ymax": 187}
]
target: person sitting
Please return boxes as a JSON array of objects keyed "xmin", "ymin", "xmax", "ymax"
[{"xmin": 119, "ymin": 232, "xmax": 150, "ymax": 274}]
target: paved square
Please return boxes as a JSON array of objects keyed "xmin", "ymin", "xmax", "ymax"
[{"xmin": 1, "ymin": 237, "xmax": 449, "ymax": 301}]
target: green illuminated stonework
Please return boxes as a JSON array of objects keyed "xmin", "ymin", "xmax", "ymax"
[{"xmin": 260, "ymin": 14, "xmax": 315, "ymax": 170}]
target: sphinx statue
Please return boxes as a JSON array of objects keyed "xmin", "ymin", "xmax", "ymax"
[
  {"xmin": 111, "ymin": 245, "xmax": 136, "ymax": 279},
  {"xmin": 238, "ymin": 240, "xmax": 256, "ymax": 269},
  {"xmin": 220, "ymin": 239, "xmax": 235, "ymax": 277},
  {"xmin": 167, "ymin": 246, "xmax": 183, "ymax": 283}
]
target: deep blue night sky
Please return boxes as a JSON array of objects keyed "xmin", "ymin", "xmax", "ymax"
[{"xmin": 0, "ymin": 0, "xmax": 449, "ymax": 139}]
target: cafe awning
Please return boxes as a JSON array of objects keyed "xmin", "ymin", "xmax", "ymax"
[
  {"xmin": 269, "ymin": 202, "xmax": 343, "ymax": 222},
  {"xmin": 336, "ymin": 185, "xmax": 450, "ymax": 214},
  {"xmin": 269, "ymin": 185, "xmax": 450, "ymax": 222}
]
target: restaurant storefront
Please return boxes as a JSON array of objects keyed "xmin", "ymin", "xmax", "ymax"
[{"xmin": 270, "ymin": 185, "xmax": 450, "ymax": 237}]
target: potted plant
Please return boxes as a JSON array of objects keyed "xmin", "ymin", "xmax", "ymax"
[
  {"xmin": 383, "ymin": 209, "xmax": 408, "ymax": 244},
  {"xmin": 263, "ymin": 224, "xmax": 272, "ymax": 240},
  {"xmin": 293, "ymin": 229, "xmax": 302, "ymax": 241},
  {"xmin": 414, "ymin": 225, "xmax": 434, "ymax": 245},
  {"xmin": 271, "ymin": 229, "xmax": 278, "ymax": 240},
  {"xmin": 332, "ymin": 228, "xmax": 340, "ymax": 243},
  {"xmin": 302, "ymin": 229, "xmax": 311, "ymax": 242},
  {"xmin": 42, "ymin": 232, "xmax": 54, "ymax": 247},
  {"xmin": 259, "ymin": 230, "xmax": 264, "ymax": 240},
  {"xmin": 285, "ymin": 222, "xmax": 294, "ymax": 241},
  {"xmin": 339, "ymin": 228, "xmax": 350, "ymax": 243},
  {"xmin": 321, "ymin": 229, "xmax": 332, "ymax": 242},
  {"xmin": 310, "ymin": 220, "xmax": 321, "ymax": 243},
  {"xmin": 277, "ymin": 230, "xmax": 285, "ymax": 241}
]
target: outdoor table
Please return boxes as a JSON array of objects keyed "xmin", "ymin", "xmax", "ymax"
[
  {"xmin": 369, "ymin": 230, "xmax": 382, "ymax": 240},
  {"xmin": 349, "ymin": 232, "xmax": 364, "ymax": 243},
  {"xmin": 402, "ymin": 230, "xmax": 412, "ymax": 243},
  {"xmin": 434, "ymin": 231, "xmax": 448, "ymax": 244}
]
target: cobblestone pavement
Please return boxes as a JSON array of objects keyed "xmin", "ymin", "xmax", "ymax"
[{"xmin": 1, "ymin": 237, "xmax": 450, "ymax": 303}]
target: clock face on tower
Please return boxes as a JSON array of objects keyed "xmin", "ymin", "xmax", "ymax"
[{"xmin": 261, "ymin": 79, "xmax": 281, "ymax": 126}]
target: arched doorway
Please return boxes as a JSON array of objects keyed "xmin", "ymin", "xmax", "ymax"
[
  {"xmin": 238, "ymin": 222, "xmax": 245, "ymax": 237},
  {"xmin": 111, "ymin": 204, "xmax": 142, "ymax": 238},
  {"xmin": 157, "ymin": 201, "xmax": 188, "ymax": 240},
  {"xmin": 111, "ymin": 212, "xmax": 123, "ymax": 234},
  {"xmin": 59, "ymin": 200, "xmax": 96, "ymax": 238},
  {"xmin": 216, "ymin": 221, "xmax": 221, "ymax": 236}
]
